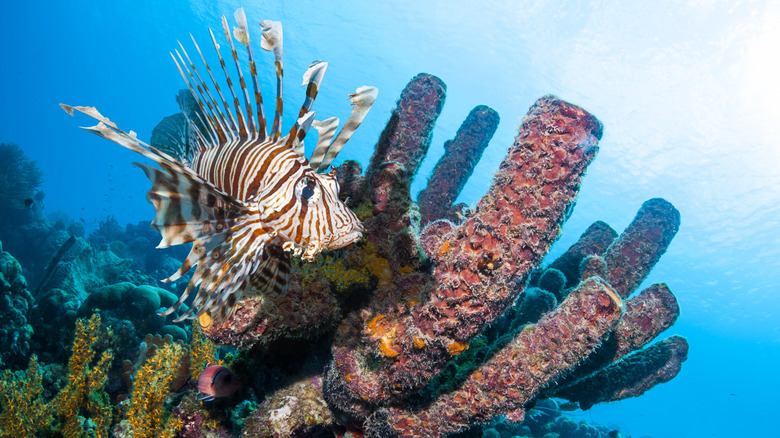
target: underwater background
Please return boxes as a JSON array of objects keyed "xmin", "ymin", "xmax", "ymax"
[{"xmin": 1, "ymin": 0, "xmax": 778, "ymax": 437}]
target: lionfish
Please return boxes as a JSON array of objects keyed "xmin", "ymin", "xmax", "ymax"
[{"xmin": 61, "ymin": 8, "xmax": 376, "ymax": 323}]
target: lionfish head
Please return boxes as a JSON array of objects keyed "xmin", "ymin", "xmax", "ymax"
[{"xmin": 272, "ymin": 165, "xmax": 364, "ymax": 261}]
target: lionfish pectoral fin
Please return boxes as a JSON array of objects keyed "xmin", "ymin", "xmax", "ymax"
[
  {"xmin": 179, "ymin": 241, "xmax": 288, "ymax": 324},
  {"xmin": 131, "ymin": 161, "xmax": 245, "ymax": 248},
  {"xmin": 166, "ymin": 216, "xmax": 274, "ymax": 323},
  {"xmin": 61, "ymin": 104, "xmax": 264, "ymax": 323},
  {"xmin": 250, "ymin": 245, "xmax": 292, "ymax": 298},
  {"xmin": 309, "ymin": 86, "xmax": 378, "ymax": 172}
]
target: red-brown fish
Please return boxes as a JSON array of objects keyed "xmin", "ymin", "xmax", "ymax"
[{"xmin": 197, "ymin": 364, "xmax": 240, "ymax": 401}]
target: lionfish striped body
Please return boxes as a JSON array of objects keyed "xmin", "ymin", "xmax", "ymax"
[{"xmin": 61, "ymin": 8, "xmax": 377, "ymax": 322}]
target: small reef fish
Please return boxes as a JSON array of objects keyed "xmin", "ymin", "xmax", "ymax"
[
  {"xmin": 61, "ymin": 8, "xmax": 377, "ymax": 322},
  {"xmin": 197, "ymin": 364, "xmax": 240, "ymax": 401}
]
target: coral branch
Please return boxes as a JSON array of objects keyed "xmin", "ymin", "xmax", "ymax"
[
  {"xmin": 365, "ymin": 277, "xmax": 623, "ymax": 438},
  {"xmin": 545, "ymin": 282, "xmax": 680, "ymax": 396},
  {"xmin": 554, "ymin": 335, "xmax": 689, "ymax": 409},
  {"xmin": 603, "ymin": 198, "xmax": 680, "ymax": 298},
  {"xmin": 364, "ymin": 74, "xmax": 446, "ymax": 183},
  {"xmin": 544, "ymin": 220, "xmax": 617, "ymax": 289},
  {"xmin": 417, "ymin": 105, "xmax": 499, "ymax": 225},
  {"xmin": 331, "ymin": 95, "xmax": 604, "ymax": 404},
  {"xmin": 0, "ymin": 355, "xmax": 55, "ymax": 438}
]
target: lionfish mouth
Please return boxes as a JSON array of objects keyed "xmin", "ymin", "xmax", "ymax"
[{"xmin": 333, "ymin": 222, "xmax": 365, "ymax": 248}]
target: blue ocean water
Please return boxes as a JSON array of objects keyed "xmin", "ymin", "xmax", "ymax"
[{"xmin": 1, "ymin": 0, "xmax": 778, "ymax": 437}]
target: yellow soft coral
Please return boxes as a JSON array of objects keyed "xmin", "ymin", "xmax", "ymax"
[
  {"xmin": 189, "ymin": 320, "xmax": 221, "ymax": 382},
  {"xmin": 55, "ymin": 313, "xmax": 114, "ymax": 438},
  {"xmin": 126, "ymin": 341, "xmax": 187, "ymax": 438},
  {"xmin": 0, "ymin": 355, "xmax": 55, "ymax": 438}
]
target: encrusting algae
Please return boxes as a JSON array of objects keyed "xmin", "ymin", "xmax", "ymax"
[{"xmin": 297, "ymin": 239, "xmax": 394, "ymax": 295}]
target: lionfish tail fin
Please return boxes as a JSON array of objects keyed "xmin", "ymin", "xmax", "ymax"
[
  {"xmin": 310, "ymin": 86, "xmax": 377, "ymax": 172},
  {"xmin": 260, "ymin": 19, "xmax": 284, "ymax": 140}
]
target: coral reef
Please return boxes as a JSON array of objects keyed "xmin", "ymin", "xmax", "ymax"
[
  {"xmin": 327, "ymin": 92, "xmax": 603, "ymax": 410},
  {"xmin": 189, "ymin": 73, "xmax": 688, "ymax": 437},
  {"xmin": 0, "ymin": 71, "xmax": 689, "ymax": 437}
]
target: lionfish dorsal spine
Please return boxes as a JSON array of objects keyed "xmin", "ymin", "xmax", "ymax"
[
  {"xmin": 308, "ymin": 117, "xmax": 340, "ymax": 164},
  {"xmin": 284, "ymin": 61, "xmax": 328, "ymax": 149},
  {"xmin": 222, "ymin": 15, "xmax": 260, "ymax": 138},
  {"xmin": 309, "ymin": 85, "xmax": 379, "ymax": 172},
  {"xmin": 233, "ymin": 8, "xmax": 267, "ymax": 141},
  {"xmin": 180, "ymin": 37, "xmax": 237, "ymax": 138},
  {"xmin": 211, "ymin": 21, "xmax": 250, "ymax": 139},
  {"xmin": 172, "ymin": 44, "xmax": 231, "ymax": 146},
  {"xmin": 289, "ymin": 111, "xmax": 318, "ymax": 152},
  {"xmin": 259, "ymin": 19, "xmax": 283, "ymax": 141}
]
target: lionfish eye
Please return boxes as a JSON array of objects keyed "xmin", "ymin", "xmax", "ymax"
[
  {"xmin": 302, "ymin": 185, "xmax": 315, "ymax": 200},
  {"xmin": 296, "ymin": 176, "xmax": 321, "ymax": 203}
]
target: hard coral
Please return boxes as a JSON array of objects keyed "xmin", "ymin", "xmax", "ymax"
[
  {"xmin": 55, "ymin": 313, "xmax": 114, "ymax": 438},
  {"xmin": 119, "ymin": 340, "xmax": 187, "ymax": 438},
  {"xmin": 0, "ymin": 246, "xmax": 35, "ymax": 370}
]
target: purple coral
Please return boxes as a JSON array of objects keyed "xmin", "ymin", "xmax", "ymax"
[
  {"xmin": 190, "ymin": 73, "xmax": 687, "ymax": 437},
  {"xmin": 330, "ymin": 93, "xmax": 603, "ymax": 404}
]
